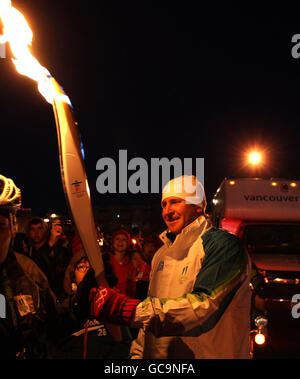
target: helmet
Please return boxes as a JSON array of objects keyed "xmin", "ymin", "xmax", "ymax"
[{"xmin": 0, "ymin": 174, "xmax": 22, "ymax": 215}]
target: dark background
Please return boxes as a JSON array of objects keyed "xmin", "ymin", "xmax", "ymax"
[{"xmin": 1, "ymin": 1, "xmax": 300, "ymax": 220}]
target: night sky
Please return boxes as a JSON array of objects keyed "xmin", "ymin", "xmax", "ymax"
[{"xmin": 1, "ymin": 1, "xmax": 300, "ymax": 217}]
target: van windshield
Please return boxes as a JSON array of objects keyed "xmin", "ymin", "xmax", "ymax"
[{"xmin": 243, "ymin": 224, "xmax": 300, "ymax": 254}]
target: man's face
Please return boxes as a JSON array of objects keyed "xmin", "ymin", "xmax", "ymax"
[
  {"xmin": 162, "ymin": 197, "xmax": 202, "ymax": 235},
  {"xmin": 29, "ymin": 223, "xmax": 47, "ymax": 245},
  {"xmin": 0, "ymin": 215, "xmax": 12, "ymax": 262}
]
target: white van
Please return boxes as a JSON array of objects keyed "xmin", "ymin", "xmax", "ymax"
[
  {"xmin": 211, "ymin": 178, "xmax": 300, "ymax": 270},
  {"xmin": 211, "ymin": 178, "xmax": 300, "ymax": 357}
]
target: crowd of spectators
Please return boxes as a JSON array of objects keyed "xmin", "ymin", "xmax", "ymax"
[{"xmin": 10, "ymin": 215, "xmax": 160, "ymax": 358}]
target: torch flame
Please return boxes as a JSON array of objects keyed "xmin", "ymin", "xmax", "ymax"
[{"xmin": 0, "ymin": 0, "xmax": 70, "ymax": 105}]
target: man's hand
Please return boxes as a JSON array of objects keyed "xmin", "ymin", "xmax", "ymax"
[{"xmin": 90, "ymin": 286, "xmax": 140, "ymax": 326}]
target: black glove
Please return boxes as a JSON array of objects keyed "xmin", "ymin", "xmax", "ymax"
[{"xmin": 72, "ymin": 268, "xmax": 97, "ymax": 320}]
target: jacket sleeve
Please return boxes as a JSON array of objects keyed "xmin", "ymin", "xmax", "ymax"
[
  {"xmin": 129, "ymin": 328, "xmax": 145, "ymax": 359},
  {"xmin": 133, "ymin": 230, "xmax": 250, "ymax": 337}
]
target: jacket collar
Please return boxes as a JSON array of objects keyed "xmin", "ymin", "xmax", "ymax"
[{"xmin": 159, "ymin": 215, "xmax": 212, "ymax": 247}]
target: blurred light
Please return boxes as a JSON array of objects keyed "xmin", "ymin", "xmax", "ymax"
[
  {"xmin": 254, "ymin": 332, "xmax": 265, "ymax": 345},
  {"xmin": 50, "ymin": 213, "xmax": 57, "ymax": 218},
  {"xmin": 116, "ymin": 214, "xmax": 120, "ymax": 218},
  {"xmin": 85, "ymin": 179, "xmax": 90, "ymax": 198},
  {"xmin": 229, "ymin": 180, "xmax": 235, "ymax": 186},
  {"xmin": 80, "ymin": 141, "xmax": 85, "ymax": 160},
  {"xmin": 44, "ymin": 218, "xmax": 50, "ymax": 223},
  {"xmin": 239, "ymin": 144, "xmax": 271, "ymax": 173},
  {"xmin": 248, "ymin": 151, "xmax": 262, "ymax": 165},
  {"xmin": 290, "ymin": 182, "xmax": 297, "ymax": 188},
  {"xmin": 97, "ymin": 238, "xmax": 104, "ymax": 246},
  {"xmin": 271, "ymin": 182, "xmax": 278, "ymax": 187},
  {"xmin": 132, "ymin": 238, "xmax": 137, "ymax": 245}
]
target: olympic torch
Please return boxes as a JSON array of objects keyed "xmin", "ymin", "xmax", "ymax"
[
  {"xmin": 50, "ymin": 78, "xmax": 105, "ymax": 285},
  {"xmin": 0, "ymin": 1, "xmax": 122, "ymax": 340}
]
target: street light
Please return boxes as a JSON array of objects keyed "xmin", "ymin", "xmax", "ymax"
[
  {"xmin": 237, "ymin": 143, "xmax": 272, "ymax": 178},
  {"xmin": 248, "ymin": 151, "xmax": 262, "ymax": 166},
  {"xmin": 245, "ymin": 149, "xmax": 265, "ymax": 178}
]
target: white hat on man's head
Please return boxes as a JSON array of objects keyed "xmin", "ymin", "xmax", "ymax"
[{"xmin": 161, "ymin": 175, "xmax": 206, "ymax": 210}]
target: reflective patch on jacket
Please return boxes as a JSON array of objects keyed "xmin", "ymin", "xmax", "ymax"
[{"xmin": 14, "ymin": 295, "xmax": 36, "ymax": 317}]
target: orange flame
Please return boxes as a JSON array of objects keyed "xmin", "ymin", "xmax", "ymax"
[{"xmin": 0, "ymin": 0, "xmax": 69, "ymax": 105}]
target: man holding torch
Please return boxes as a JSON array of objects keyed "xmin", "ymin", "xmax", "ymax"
[
  {"xmin": 90, "ymin": 175, "xmax": 252, "ymax": 359},
  {"xmin": 0, "ymin": 2, "xmax": 251, "ymax": 358}
]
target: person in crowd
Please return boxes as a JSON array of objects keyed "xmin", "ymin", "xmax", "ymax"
[
  {"xmin": 71, "ymin": 229, "xmax": 84, "ymax": 256},
  {"xmin": 12, "ymin": 232, "xmax": 30, "ymax": 255},
  {"xmin": 89, "ymin": 175, "xmax": 252, "ymax": 359},
  {"xmin": 130, "ymin": 231, "xmax": 143, "ymax": 254},
  {"xmin": 108, "ymin": 229, "xmax": 136, "ymax": 298},
  {"xmin": 131, "ymin": 251, "xmax": 151, "ymax": 283},
  {"xmin": 53, "ymin": 251, "xmax": 132, "ymax": 359},
  {"xmin": 0, "ymin": 174, "xmax": 77, "ymax": 358},
  {"xmin": 141, "ymin": 236, "xmax": 158, "ymax": 265},
  {"xmin": 0, "ymin": 174, "xmax": 129, "ymax": 359},
  {"xmin": 27, "ymin": 217, "xmax": 73, "ymax": 297},
  {"xmin": 131, "ymin": 250, "xmax": 151, "ymax": 318},
  {"xmin": 27, "ymin": 217, "xmax": 48, "ymax": 251}
]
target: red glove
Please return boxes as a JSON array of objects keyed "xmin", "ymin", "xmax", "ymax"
[{"xmin": 89, "ymin": 286, "xmax": 141, "ymax": 325}]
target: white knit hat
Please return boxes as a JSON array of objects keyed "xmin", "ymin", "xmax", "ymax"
[{"xmin": 161, "ymin": 175, "xmax": 206, "ymax": 210}]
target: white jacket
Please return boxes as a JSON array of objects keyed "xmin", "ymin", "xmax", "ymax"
[{"xmin": 130, "ymin": 216, "xmax": 251, "ymax": 359}]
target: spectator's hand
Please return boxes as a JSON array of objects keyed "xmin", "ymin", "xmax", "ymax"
[
  {"xmin": 72, "ymin": 268, "xmax": 97, "ymax": 319},
  {"xmin": 49, "ymin": 221, "xmax": 64, "ymax": 247},
  {"xmin": 90, "ymin": 286, "xmax": 140, "ymax": 326}
]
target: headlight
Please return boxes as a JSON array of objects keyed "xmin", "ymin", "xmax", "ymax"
[
  {"xmin": 254, "ymin": 315, "xmax": 268, "ymax": 328},
  {"xmin": 253, "ymin": 315, "xmax": 268, "ymax": 345},
  {"xmin": 254, "ymin": 331, "xmax": 266, "ymax": 345}
]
